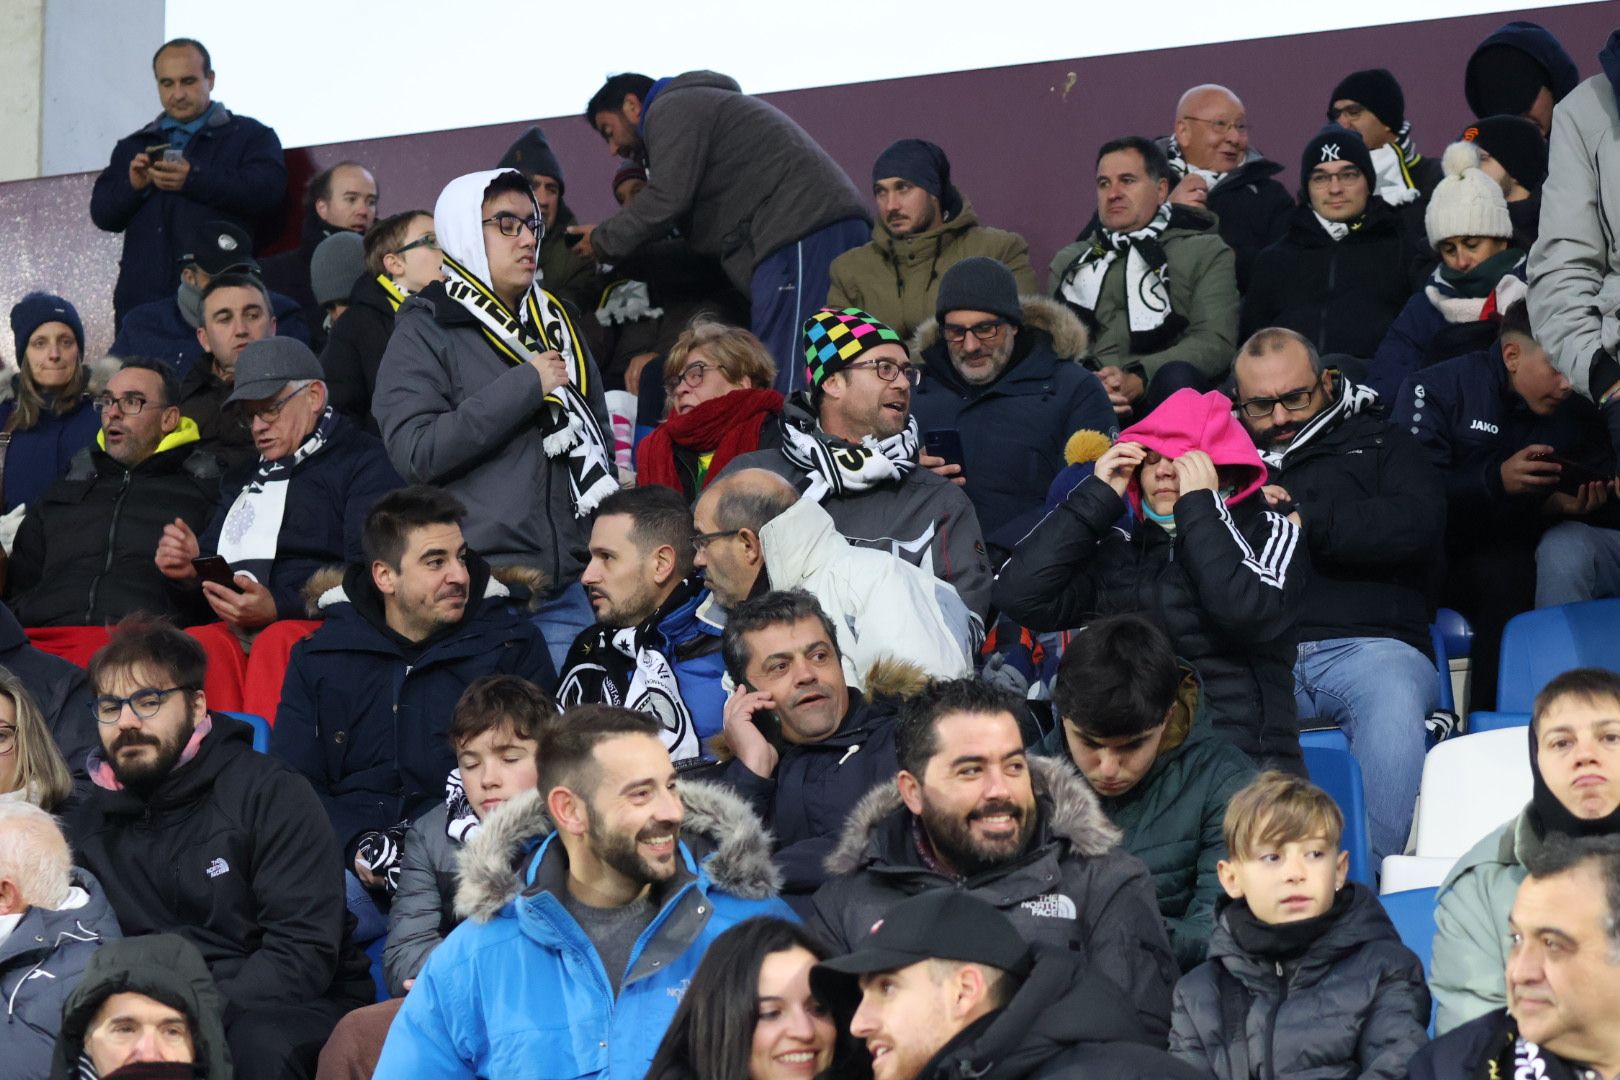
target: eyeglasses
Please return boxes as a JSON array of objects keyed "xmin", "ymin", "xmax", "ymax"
[
  {"xmin": 241, "ymin": 382, "xmax": 313, "ymax": 424},
  {"xmin": 844, "ymin": 358, "xmax": 921, "ymax": 386},
  {"xmin": 91, "ymin": 686, "xmax": 193, "ymax": 725},
  {"xmin": 1182, "ymin": 116, "xmax": 1249, "ymax": 136},
  {"xmin": 94, "ymin": 392, "xmax": 154, "ymax": 415},
  {"xmin": 1236, "ymin": 385, "xmax": 1319, "ymax": 418},
  {"xmin": 665, "ymin": 361, "xmax": 717, "ymax": 392},
  {"xmin": 691, "ymin": 528, "xmax": 742, "ymax": 554},
  {"xmin": 940, "ymin": 319, "xmax": 1007, "ymax": 345},
  {"xmin": 482, "ymin": 213, "xmax": 542, "ymax": 239},
  {"xmin": 1307, "ymin": 167, "xmax": 1364, "ymax": 189},
  {"xmin": 1329, "ymin": 104, "xmax": 1366, "ymax": 123},
  {"xmin": 0, "ymin": 724, "xmax": 14, "ymax": 755},
  {"xmin": 394, "ymin": 232, "xmax": 439, "ymax": 256}
]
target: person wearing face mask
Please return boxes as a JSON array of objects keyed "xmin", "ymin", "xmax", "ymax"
[
  {"xmin": 995, "ymin": 388, "xmax": 1309, "ymax": 771},
  {"xmin": 1431, "ymin": 668, "xmax": 1620, "ymax": 1034},
  {"xmin": 1, "ymin": 294, "xmax": 99, "ymax": 518}
]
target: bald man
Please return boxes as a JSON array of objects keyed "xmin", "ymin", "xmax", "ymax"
[
  {"xmin": 1163, "ymin": 84, "xmax": 1293, "ymax": 291},
  {"xmin": 693, "ymin": 469, "xmax": 974, "ymax": 689}
]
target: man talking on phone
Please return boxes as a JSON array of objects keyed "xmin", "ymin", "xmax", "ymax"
[
  {"xmin": 91, "ymin": 38, "xmax": 286, "ymax": 329},
  {"xmin": 910, "ymin": 258, "xmax": 1116, "ymax": 560}
]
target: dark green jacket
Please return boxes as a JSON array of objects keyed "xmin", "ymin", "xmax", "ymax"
[{"xmin": 1036, "ymin": 666, "xmax": 1255, "ymax": 970}]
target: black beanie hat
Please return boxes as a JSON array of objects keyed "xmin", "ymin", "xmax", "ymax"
[
  {"xmin": 1299, "ymin": 125, "xmax": 1376, "ymax": 200},
  {"xmin": 498, "ymin": 126, "xmax": 565, "ymax": 195},
  {"xmin": 1467, "ymin": 43, "xmax": 1550, "ymax": 118},
  {"xmin": 935, "ymin": 256, "xmax": 1023, "ymax": 327},
  {"xmin": 872, "ymin": 138, "xmax": 951, "ymax": 199},
  {"xmin": 1462, "ymin": 114, "xmax": 1549, "ymax": 190},
  {"xmin": 1328, "ymin": 68, "xmax": 1406, "ymax": 132}
]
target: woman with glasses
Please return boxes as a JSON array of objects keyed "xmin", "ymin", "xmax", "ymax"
[
  {"xmin": 637, "ymin": 320, "xmax": 782, "ymax": 500},
  {"xmin": 1, "ymin": 293, "xmax": 100, "ymax": 515},
  {"xmin": 0, "ymin": 667, "xmax": 73, "ymax": 811}
]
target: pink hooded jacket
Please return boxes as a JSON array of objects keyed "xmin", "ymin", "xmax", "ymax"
[{"xmin": 1117, "ymin": 389, "xmax": 1266, "ymax": 516}]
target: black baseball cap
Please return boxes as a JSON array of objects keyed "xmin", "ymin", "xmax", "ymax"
[{"xmin": 180, "ymin": 221, "xmax": 259, "ymax": 276}]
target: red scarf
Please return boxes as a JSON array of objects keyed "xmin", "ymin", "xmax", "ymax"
[{"xmin": 638, "ymin": 388, "xmax": 783, "ymax": 494}]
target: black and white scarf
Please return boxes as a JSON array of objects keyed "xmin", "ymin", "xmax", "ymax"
[
  {"xmin": 444, "ymin": 769, "xmax": 481, "ymax": 844},
  {"xmin": 434, "ymin": 169, "xmax": 617, "ymax": 518},
  {"xmin": 1164, "ymin": 135, "xmax": 1226, "ymax": 189},
  {"xmin": 1257, "ymin": 372, "xmax": 1380, "ymax": 470},
  {"xmin": 1057, "ymin": 203, "xmax": 1186, "ymax": 353},
  {"xmin": 779, "ymin": 408, "xmax": 920, "ymax": 502},
  {"xmin": 217, "ymin": 404, "xmax": 339, "ymax": 585},
  {"xmin": 1370, "ymin": 122, "xmax": 1424, "ymax": 208}
]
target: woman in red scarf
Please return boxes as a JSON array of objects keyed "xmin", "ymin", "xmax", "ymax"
[{"xmin": 637, "ymin": 321, "xmax": 783, "ymax": 500}]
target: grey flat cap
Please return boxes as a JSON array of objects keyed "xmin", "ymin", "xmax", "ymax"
[{"xmin": 224, "ymin": 337, "xmax": 325, "ymax": 405}]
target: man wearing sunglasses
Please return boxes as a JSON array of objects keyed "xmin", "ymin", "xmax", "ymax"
[{"xmin": 1231, "ymin": 326, "xmax": 1445, "ymax": 864}]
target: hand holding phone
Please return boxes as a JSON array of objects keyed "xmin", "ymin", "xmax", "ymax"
[
  {"xmin": 191, "ymin": 555, "xmax": 244, "ymax": 593},
  {"xmin": 923, "ymin": 429, "xmax": 965, "ymax": 468}
]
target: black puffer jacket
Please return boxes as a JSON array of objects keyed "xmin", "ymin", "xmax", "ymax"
[
  {"xmin": 322, "ymin": 273, "xmax": 401, "ymax": 434},
  {"xmin": 1168, "ymin": 885, "xmax": 1430, "ymax": 1080}
]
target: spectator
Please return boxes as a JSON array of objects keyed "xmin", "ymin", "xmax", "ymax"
[
  {"xmin": 646, "ymin": 917, "xmax": 870, "ymax": 1080},
  {"xmin": 67, "ymin": 618, "xmax": 373, "ymax": 1080},
  {"xmin": 1327, "ymin": 68, "xmax": 1441, "ymax": 211},
  {"xmin": 0, "ymin": 802, "xmax": 120, "ymax": 1080},
  {"xmin": 178, "ymin": 271, "xmax": 279, "ymax": 468},
  {"xmin": 812, "ymin": 885, "xmax": 1203, "ymax": 1078},
  {"xmin": 1242, "ymin": 125, "xmax": 1410, "ymax": 359},
  {"xmin": 1234, "ymin": 328, "xmax": 1445, "ymax": 860},
  {"xmin": 827, "ymin": 138, "xmax": 1036, "ymax": 338},
  {"xmin": 272, "ymin": 485, "xmax": 553, "ymax": 891},
  {"xmin": 557, "ymin": 485, "xmax": 723, "ymax": 756},
  {"xmin": 1464, "ymin": 20, "xmax": 1580, "ymax": 136},
  {"xmin": 111, "ymin": 220, "xmax": 311, "ymax": 379},
  {"xmin": 0, "ymin": 668, "xmax": 74, "ymax": 809},
  {"xmin": 994, "ymin": 388, "xmax": 1308, "ymax": 770},
  {"xmin": 154, "ymin": 337, "xmax": 402, "ymax": 634},
  {"xmin": 0, "ymin": 614, "xmax": 95, "ymax": 792},
  {"xmin": 309, "ymin": 231, "xmax": 366, "ymax": 333},
  {"xmin": 261, "ymin": 161, "xmax": 379, "ymax": 349},
  {"xmin": 372, "ymin": 168, "xmax": 615, "ymax": 672},
  {"xmin": 1051, "ymin": 136, "xmax": 1239, "ymax": 419},
  {"xmin": 51, "ymin": 935, "xmax": 231, "ymax": 1080},
  {"xmin": 1168, "ymin": 771, "xmax": 1430, "ymax": 1078},
  {"xmin": 1162, "ymin": 84, "xmax": 1294, "ymax": 291},
  {"xmin": 1432, "ymin": 668, "xmax": 1620, "ymax": 1033},
  {"xmin": 1397, "ymin": 301, "xmax": 1611, "ymax": 707},
  {"xmin": 497, "ymin": 126, "xmax": 600, "ymax": 323},
  {"xmin": 1414, "ymin": 834, "xmax": 1620, "ymax": 1080},
  {"xmin": 1038, "ymin": 614, "xmax": 1255, "ymax": 970},
  {"xmin": 911, "ymin": 257, "xmax": 1117, "ymax": 555},
  {"xmin": 694, "ymin": 469, "xmax": 975, "ymax": 687},
  {"xmin": 1528, "ymin": 32, "xmax": 1620, "ymax": 464},
  {"xmin": 575, "ymin": 72, "xmax": 870, "ymax": 389},
  {"xmin": 374, "ymin": 704, "xmax": 794, "ymax": 1079},
  {"xmin": 809, "ymin": 678, "xmax": 1177, "ymax": 1041},
  {"xmin": 723, "ymin": 307, "xmax": 993, "ymax": 626},
  {"xmin": 7, "ymin": 360, "xmax": 221, "ymax": 629},
  {"xmin": 1462, "ymin": 115, "xmax": 1549, "ymax": 248},
  {"xmin": 90, "ymin": 38, "xmax": 286, "ymax": 327},
  {"xmin": 715, "ymin": 589, "xmax": 911, "ymax": 897},
  {"xmin": 1367, "ymin": 141, "xmax": 1527, "ymax": 401},
  {"xmin": 321, "ymin": 210, "xmax": 444, "ymax": 431},
  {"xmin": 1, "ymin": 293, "xmax": 98, "ymax": 515}
]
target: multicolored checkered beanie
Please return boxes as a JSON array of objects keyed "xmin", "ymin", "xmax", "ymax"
[{"xmin": 802, "ymin": 307, "xmax": 903, "ymax": 389}]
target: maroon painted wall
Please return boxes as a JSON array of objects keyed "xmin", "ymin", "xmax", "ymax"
[{"xmin": 3, "ymin": 1, "xmax": 1615, "ymax": 368}]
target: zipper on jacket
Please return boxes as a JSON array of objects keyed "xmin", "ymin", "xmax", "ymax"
[
  {"xmin": 1263, "ymin": 960, "xmax": 1287, "ymax": 1080},
  {"xmin": 84, "ymin": 468, "xmax": 132, "ymax": 622},
  {"xmin": 1319, "ymin": 250, "xmax": 1337, "ymax": 354}
]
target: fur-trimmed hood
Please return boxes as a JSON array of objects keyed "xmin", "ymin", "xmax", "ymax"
[
  {"xmin": 822, "ymin": 754, "xmax": 1121, "ymax": 877},
  {"xmin": 300, "ymin": 560, "xmax": 547, "ymax": 616},
  {"xmin": 909, "ymin": 294, "xmax": 1089, "ymax": 362},
  {"xmin": 455, "ymin": 777, "xmax": 783, "ymax": 923}
]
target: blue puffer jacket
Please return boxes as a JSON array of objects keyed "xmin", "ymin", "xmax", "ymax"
[
  {"xmin": 0, "ymin": 396, "xmax": 99, "ymax": 514},
  {"xmin": 90, "ymin": 105, "xmax": 286, "ymax": 323},
  {"xmin": 1365, "ymin": 260, "xmax": 1527, "ymax": 402},
  {"xmin": 374, "ymin": 780, "xmax": 793, "ymax": 1080},
  {"xmin": 272, "ymin": 559, "xmax": 556, "ymax": 852},
  {"xmin": 111, "ymin": 289, "xmax": 310, "ymax": 379}
]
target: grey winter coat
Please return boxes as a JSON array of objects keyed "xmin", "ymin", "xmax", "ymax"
[
  {"xmin": 372, "ymin": 283, "xmax": 610, "ymax": 584},
  {"xmin": 1430, "ymin": 805, "xmax": 1535, "ymax": 1034},
  {"xmin": 1168, "ymin": 885, "xmax": 1430, "ymax": 1080},
  {"xmin": 591, "ymin": 71, "xmax": 870, "ymax": 294},
  {"xmin": 808, "ymin": 755, "xmax": 1179, "ymax": 1043},
  {"xmin": 383, "ymin": 803, "xmax": 459, "ymax": 997},
  {"xmin": 1, "ymin": 868, "xmax": 121, "ymax": 1080}
]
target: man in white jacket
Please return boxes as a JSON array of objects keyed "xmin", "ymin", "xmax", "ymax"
[{"xmin": 693, "ymin": 468, "xmax": 973, "ymax": 690}]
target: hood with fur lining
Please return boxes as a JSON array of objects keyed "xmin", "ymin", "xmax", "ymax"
[
  {"xmin": 909, "ymin": 294, "xmax": 1089, "ymax": 361},
  {"xmin": 455, "ymin": 777, "xmax": 783, "ymax": 923},
  {"xmin": 822, "ymin": 754, "xmax": 1121, "ymax": 877}
]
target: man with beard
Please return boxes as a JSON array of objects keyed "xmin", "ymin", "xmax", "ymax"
[
  {"xmin": 375, "ymin": 704, "xmax": 793, "ymax": 1080},
  {"xmin": 556, "ymin": 485, "xmax": 723, "ymax": 757},
  {"xmin": 809, "ymin": 677, "xmax": 1177, "ymax": 1042},
  {"xmin": 66, "ymin": 617, "xmax": 373, "ymax": 1080},
  {"xmin": 1231, "ymin": 327, "xmax": 1445, "ymax": 865},
  {"xmin": 273, "ymin": 485, "xmax": 553, "ymax": 898}
]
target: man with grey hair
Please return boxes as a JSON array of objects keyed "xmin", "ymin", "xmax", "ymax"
[
  {"xmin": 0, "ymin": 802, "xmax": 122, "ymax": 1080},
  {"xmin": 1230, "ymin": 326, "xmax": 1446, "ymax": 864},
  {"xmin": 1411, "ymin": 833, "xmax": 1620, "ymax": 1079}
]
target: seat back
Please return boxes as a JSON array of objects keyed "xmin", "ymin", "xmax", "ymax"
[
  {"xmin": 219, "ymin": 711, "xmax": 271, "ymax": 753},
  {"xmin": 1379, "ymin": 855, "xmax": 1459, "ymax": 894},
  {"xmin": 1303, "ymin": 745, "xmax": 1374, "ymax": 888},
  {"xmin": 1412, "ymin": 728, "xmax": 1530, "ymax": 858},
  {"xmin": 1380, "ymin": 886, "xmax": 1438, "ymax": 977},
  {"xmin": 1497, "ymin": 599, "xmax": 1620, "ymax": 711}
]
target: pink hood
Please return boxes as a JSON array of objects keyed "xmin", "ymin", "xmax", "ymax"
[{"xmin": 1118, "ymin": 389, "xmax": 1265, "ymax": 515}]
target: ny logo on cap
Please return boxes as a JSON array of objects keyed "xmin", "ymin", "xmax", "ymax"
[
  {"xmin": 217, "ymin": 233, "xmax": 239, "ymax": 251},
  {"xmin": 1319, "ymin": 144, "xmax": 1342, "ymax": 163}
]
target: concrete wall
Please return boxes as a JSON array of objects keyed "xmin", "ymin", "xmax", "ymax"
[
  {"xmin": 0, "ymin": 0, "xmax": 46, "ymax": 183},
  {"xmin": 40, "ymin": 0, "xmax": 167, "ymax": 178}
]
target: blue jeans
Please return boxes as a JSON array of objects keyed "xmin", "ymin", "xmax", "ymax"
[
  {"xmin": 345, "ymin": 870, "xmax": 387, "ymax": 943},
  {"xmin": 531, "ymin": 580, "xmax": 595, "ymax": 675},
  {"xmin": 1294, "ymin": 637, "xmax": 1438, "ymax": 863},
  {"xmin": 752, "ymin": 217, "xmax": 872, "ymax": 396},
  {"xmin": 1535, "ymin": 521, "xmax": 1620, "ymax": 607}
]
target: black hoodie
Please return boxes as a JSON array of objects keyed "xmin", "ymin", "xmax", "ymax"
[{"xmin": 1464, "ymin": 21, "xmax": 1580, "ymax": 120}]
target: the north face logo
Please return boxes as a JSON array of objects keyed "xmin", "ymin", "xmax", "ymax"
[
  {"xmin": 1469, "ymin": 419, "xmax": 1500, "ymax": 434},
  {"xmin": 1319, "ymin": 144, "xmax": 1342, "ymax": 162},
  {"xmin": 1021, "ymin": 894, "xmax": 1077, "ymax": 920},
  {"xmin": 205, "ymin": 858, "xmax": 230, "ymax": 879}
]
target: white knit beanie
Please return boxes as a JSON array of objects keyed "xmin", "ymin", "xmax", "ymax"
[{"xmin": 1424, "ymin": 141, "xmax": 1512, "ymax": 251}]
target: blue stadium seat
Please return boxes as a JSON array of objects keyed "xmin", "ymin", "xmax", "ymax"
[
  {"xmin": 220, "ymin": 711, "xmax": 270, "ymax": 753},
  {"xmin": 1298, "ymin": 727, "xmax": 1350, "ymax": 754},
  {"xmin": 1302, "ymin": 745, "xmax": 1374, "ymax": 889},
  {"xmin": 1429, "ymin": 609, "xmax": 1471, "ymax": 714},
  {"xmin": 1466, "ymin": 711, "xmax": 1531, "ymax": 733},
  {"xmin": 1380, "ymin": 886, "xmax": 1438, "ymax": 978},
  {"xmin": 1495, "ymin": 599, "xmax": 1620, "ymax": 711}
]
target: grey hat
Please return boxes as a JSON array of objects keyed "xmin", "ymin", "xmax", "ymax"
[
  {"xmin": 310, "ymin": 230, "xmax": 365, "ymax": 308},
  {"xmin": 224, "ymin": 337, "xmax": 325, "ymax": 404},
  {"xmin": 935, "ymin": 256, "xmax": 1023, "ymax": 327}
]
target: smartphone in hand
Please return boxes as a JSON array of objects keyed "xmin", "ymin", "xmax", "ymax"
[
  {"xmin": 191, "ymin": 555, "xmax": 244, "ymax": 593},
  {"xmin": 924, "ymin": 429, "xmax": 966, "ymax": 469}
]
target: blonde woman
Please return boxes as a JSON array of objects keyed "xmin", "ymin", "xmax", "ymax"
[
  {"xmin": 2, "ymin": 293, "xmax": 99, "ymax": 513},
  {"xmin": 0, "ymin": 666, "xmax": 73, "ymax": 811}
]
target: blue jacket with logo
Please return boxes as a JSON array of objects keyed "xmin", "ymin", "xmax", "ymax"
[{"xmin": 374, "ymin": 781, "xmax": 793, "ymax": 1080}]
